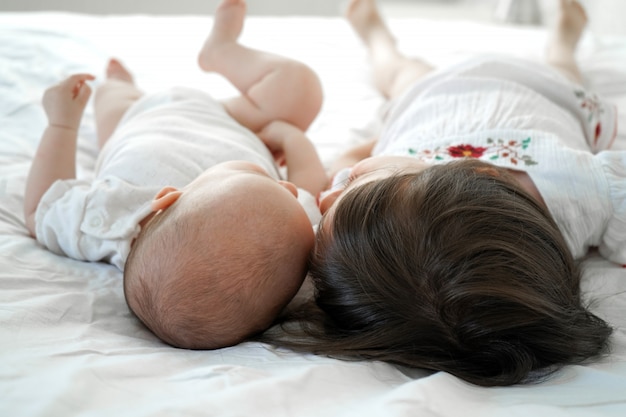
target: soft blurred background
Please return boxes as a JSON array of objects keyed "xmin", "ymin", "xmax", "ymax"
[{"xmin": 0, "ymin": 0, "xmax": 624, "ymax": 35}]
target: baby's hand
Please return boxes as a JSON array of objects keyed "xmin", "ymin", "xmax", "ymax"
[
  {"xmin": 258, "ymin": 121, "xmax": 306, "ymax": 166},
  {"xmin": 259, "ymin": 120, "xmax": 325, "ymax": 195},
  {"xmin": 43, "ymin": 73, "xmax": 95, "ymax": 131},
  {"xmin": 258, "ymin": 120, "xmax": 304, "ymax": 147}
]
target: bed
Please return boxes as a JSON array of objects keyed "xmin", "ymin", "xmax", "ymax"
[{"xmin": 1, "ymin": 10, "xmax": 626, "ymax": 417}]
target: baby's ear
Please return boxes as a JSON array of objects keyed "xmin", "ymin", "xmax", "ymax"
[{"xmin": 151, "ymin": 186, "xmax": 183, "ymax": 212}]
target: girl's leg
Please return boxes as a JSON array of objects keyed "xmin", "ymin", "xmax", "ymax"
[
  {"xmin": 94, "ymin": 59, "xmax": 143, "ymax": 149},
  {"xmin": 198, "ymin": 0, "xmax": 322, "ymax": 133},
  {"xmin": 546, "ymin": 0, "xmax": 587, "ymax": 84},
  {"xmin": 346, "ymin": 0, "xmax": 434, "ymax": 100}
]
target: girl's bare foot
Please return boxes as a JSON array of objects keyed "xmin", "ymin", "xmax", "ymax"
[
  {"xmin": 548, "ymin": 0, "xmax": 587, "ymax": 58},
  {"xmin": 106, "ymin": 58, "xmax": 134, "ymax": 83},
  {"xmin": 198, "ymin": 0, "xmax": 247, "ymax": 72},
  {"xmin": 345, "ymin": 0, "xmax": 433, "ymax": 99},
  {"xmin": 345, "ymin": 0, "xmax": 396, "ymax": 50},
  {"xmin": 546, "ymin": 0, "xmax": 587, "ymax": 83}
]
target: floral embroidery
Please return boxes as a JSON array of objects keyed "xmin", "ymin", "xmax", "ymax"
[
  {"xmin": 575, "ymin": 88, "xmax": 604, "ymax": 142},
  {"xmin": 408, "ymin": 137, "xmax": 538, "ymax": 166},
  {"xmin": 447, "ymin": 145, "xmax": 487, "ymax": 158},
  {"xmin": 485, "ymin": 138, "xmax": 537, "ymax": 166},
  {"xmin": 575, "ymin": 89, "xmax": 603, "ymax": 123}
]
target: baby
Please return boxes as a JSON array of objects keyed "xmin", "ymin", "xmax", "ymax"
[
  {"xmin": 23, "ymin": 0, "xmax": 327, "ymax": 349},
  {"xmin": 264, "ymin": 0, "xmax": 619, "ymax": 386}
]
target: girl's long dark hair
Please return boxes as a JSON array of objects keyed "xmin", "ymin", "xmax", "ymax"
[{"xmin": 261, "ymin": 159, "xmax": 612, "ymax": 387}]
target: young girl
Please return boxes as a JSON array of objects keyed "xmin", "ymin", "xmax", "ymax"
[{"xmin": 264, "ymin": 0, "xmax": 621, "ymax": 386}]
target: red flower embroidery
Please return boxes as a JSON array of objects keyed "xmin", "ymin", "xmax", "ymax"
[
  {"xmin": 447, "ymin": 144, "xmax": 487, "ymax": 158},
  {"xmin": 408, "ymin": 137, "xmax": 537, "ymax": 166}
]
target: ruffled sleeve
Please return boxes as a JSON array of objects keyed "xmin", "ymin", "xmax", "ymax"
[
  {"xmin": 35, "ymin": 176, "xmax": 154, "ymax": 270},
  {"xmin": 597, "ymin": 151, "xmax": 626, "ymax": 265}
]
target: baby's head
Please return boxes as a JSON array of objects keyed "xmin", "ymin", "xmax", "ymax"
[
  {"xmin": 124, "ymin": 161, "xmax": 314, "ymax": 349},
  {"xmin": 307, "ymin": 157, "xmax": 611, "ymax": 386}
]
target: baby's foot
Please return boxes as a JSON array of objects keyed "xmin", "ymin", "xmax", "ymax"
[
  {"xmin": 106, "ymin": 58, "xmax": 134, "ymax": 83},
  {"xmin": 554, "ymin": 0, "xmax": 587, "ymax": 51},
  {"xmin": 345, "ymin": 0, "xmax": 395, "ymax": 50},
  {"xmin": 198, "ymin": 0, "xmax": 246, "ymax": 72}
]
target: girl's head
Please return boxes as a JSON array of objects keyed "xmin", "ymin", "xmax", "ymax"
[{"xmin": 273, "ymin": 158, "xmax": 611, "ymax": 386}]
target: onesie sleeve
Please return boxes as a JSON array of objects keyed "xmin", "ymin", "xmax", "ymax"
[
  {"xmin": 35, "ymin": 179, "xmax": 94, "ymax": 262},
  {"xmin": 297, "ymin": 187, "xmax": 322, "ymax": 227},
  {"xmin": 35, "ymin": 177, "xmax": 151, "ymax": 270}
]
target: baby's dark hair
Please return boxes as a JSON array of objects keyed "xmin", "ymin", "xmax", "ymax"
[{"xmin": 262, "ymin": 159, "xmax": 612, "ymax": 386}]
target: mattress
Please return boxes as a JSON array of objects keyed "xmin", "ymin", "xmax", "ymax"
[{"xmin": 1, "ymin": 12, "xmax": 625, "ymax": 416}]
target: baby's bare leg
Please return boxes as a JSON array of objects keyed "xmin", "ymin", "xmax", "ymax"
[
  {"xmin": 198, "ymin": 0, "xmax": 322, "ymax": 132},
  {"xmin": 94, "ymin": 59, "xmax": 143, "ymax": 148},
  {"xmin": 546, "ymin": 0, "xmax": 587, "ymax": 84},
  {"xmin": 346, "ymin": 0, "xmax": 434, "ymax": 100}
]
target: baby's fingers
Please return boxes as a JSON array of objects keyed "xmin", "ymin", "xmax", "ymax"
[
  {"xmin": 65, "ymin": 73, "xmax": 95, "ymax": 100},
  {"xmin": 64, "ymin": 73, "xmax": 96, "ymax": 84},
  {"xmin": 73, "ymin": 80, "xmax": 92, "ymax": 102}
]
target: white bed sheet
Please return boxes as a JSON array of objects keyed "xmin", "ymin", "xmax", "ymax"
[{"xmin": 1, "ymin": 12, "xmax": 626, "ymax": 417}]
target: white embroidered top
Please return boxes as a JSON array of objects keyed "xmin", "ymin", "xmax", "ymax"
[{"xmin": 376, "ymin": 57, "xmax": 625, "ymax": 265}]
